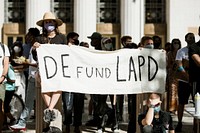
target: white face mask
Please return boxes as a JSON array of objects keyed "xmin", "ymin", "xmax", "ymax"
[
  {"xmin": 44, "ymin": 22, "xmax": 55, "ymax": 32},
  {"xmin": 104, "ymin": 43, "xmax": 113, "ymax": 51},
  {"xmin": 13, "ymin": 46, "xmax": 21, "ymax": 53}
]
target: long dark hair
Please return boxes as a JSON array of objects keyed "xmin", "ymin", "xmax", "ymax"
[{"xmin": 171, "ymin": 38, "xmax": 181, "ymax": 51}]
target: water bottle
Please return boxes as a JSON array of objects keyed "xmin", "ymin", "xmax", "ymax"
[{"xmin": 195, "ymin": 92, "xmax": 200, "ymax": 115}]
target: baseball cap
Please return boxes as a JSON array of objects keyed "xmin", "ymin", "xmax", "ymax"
[{"xmin": 87, "ymin": 32, "xmax": 102, "ymax": 39}]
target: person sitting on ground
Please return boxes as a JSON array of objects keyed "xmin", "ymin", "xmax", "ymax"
[{"xmin": 138, "ymin": 93, "xmax": 175, "ymax": 133}]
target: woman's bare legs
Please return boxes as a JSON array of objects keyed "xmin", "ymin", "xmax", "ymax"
[
  {"xmin": 42, "ymin": 91, "xmax": 62, "ymax": 123},
  {"xmin": 42, "ymin": 91, "xmax": 62, "ymax": 110},
  {"xmin": 42, "ymin": 92, "xmax": 52, "ymax": 108},
  {"xmin": 48, "ymin": 91, "xmax": 61, "ymax": 110}
]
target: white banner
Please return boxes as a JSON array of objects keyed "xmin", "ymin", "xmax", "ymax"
[{"xmin": 37, "ymin": 45, "xmax": 166, "ymax": 94}]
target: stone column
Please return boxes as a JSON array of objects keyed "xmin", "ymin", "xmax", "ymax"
[
  {"xmin": 74, "ymin": 0, "xmax": 97, "ymax": 43},
  {"xmin": 26, "ymin": 0, "xmax": 50, "ymax": 32},
  {"xmin": 120, "ymin": 0, "xmax": 144, "ymax": 44}
]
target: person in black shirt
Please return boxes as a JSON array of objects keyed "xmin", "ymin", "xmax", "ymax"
[
  {"xmin": 138, "ymin": 93, "xmax": 174, "ymax": 133},
  {"xmin": 189, "ymin": 26, "xmax": 200, "ymax": 99}
]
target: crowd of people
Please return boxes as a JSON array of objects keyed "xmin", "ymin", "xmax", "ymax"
[{"xmin": 0, "ymin": 11, "xmax": 200, "ymax": 133}]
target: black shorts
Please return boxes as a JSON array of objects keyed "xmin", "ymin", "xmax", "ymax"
[{"xmin": 178, "ymin": 81, "xmax": 190, "ymax": 104}]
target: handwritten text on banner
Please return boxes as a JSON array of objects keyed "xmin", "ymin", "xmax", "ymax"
[{"xmin": 37, "ymin": 45, "xmax": 166, "ymax": 94}]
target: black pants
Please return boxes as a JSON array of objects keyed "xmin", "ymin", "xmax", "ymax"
[
  {"xmin": 127, "ymin": 94, "xmax": 136, "ymax": 133},
  {"xmin": 62, "ymin": 92, "xmax": 84, "ymax": 126}
]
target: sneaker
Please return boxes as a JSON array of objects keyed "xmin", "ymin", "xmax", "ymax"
[
  {"xmin": 97, "ymin": 128, "xmax": 103, "ymax": 133},
  {"xmin": 175, "ymin": 122, "xmax": 182, "ymax": 132},
  {"xmin": 43, "ymin": 109, "xmax": 51, "ymax": 123},
  {"xmin": 111, "ymin": 122, "xmax": 119, "ymax": 132},
  {"xmin": 112, "ymin": 129, "xmax": 120, "ymax": 133},
  {"xmin": 50, "ymin": 109, "xmax": 56, "ymax": 121},
  {"xmin": 10, "ymin": 123, "xmax": 26, "ymax": 130},
  {"xmin": 43, "ymin": 109, "xmax": 56, "ymax": 123}
]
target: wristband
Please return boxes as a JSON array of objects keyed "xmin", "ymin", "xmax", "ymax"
[{"xmin": 149, "ymin": 104, "xmax": 155, "ymax": 108}]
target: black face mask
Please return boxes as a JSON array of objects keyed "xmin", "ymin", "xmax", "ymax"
[{"xmin": 74, "ymin": 39, "xmax": 79, "ymax": 45}]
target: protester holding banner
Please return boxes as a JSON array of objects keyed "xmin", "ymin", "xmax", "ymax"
[
  {"xmin": 99, "ymin": 37, "xmax": 120, "ymax": 132},
  {"xmin": 140, "ymin": 36, "xmax": 154, "ymax": 49},
  {"xmin": 86, "ymin": 32, "xmax": 116, "ymax": 133},
  {"xmin": 31, "ymin": 12, "xmax": 66, "ymax": 129},
  {"xmin": 85, "ymin": 32, "xmax": 103, "ymax": 127},
  {"xmin": 62, "ymin": 32, "xmax": 85, "ymax": 133},
  {"xmin": 119, "ymin": 35, "xmax": 138, "ymax": 133},
  {"xmin": 115, "ymin": 36, "xmax": 131, "ymax": 123}
]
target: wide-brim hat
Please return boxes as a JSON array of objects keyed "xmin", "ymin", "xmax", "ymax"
[{"xmin": 36, "ymin": 12, "xmax": 63, "ymax": 27}]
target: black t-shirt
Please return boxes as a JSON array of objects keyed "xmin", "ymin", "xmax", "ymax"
[
  {"xmin": 138, "ymin": 110, "xmax": 174, "ymax": 133},
  {"xmin": 32, "ymin": 33, "xmax": 67, "ymax": 61},
  {"xmin": 36, "ymin": 33, "xmax": 66, "ymax": 44},
  {"xmin": 189, "ymin": 40, "xmax": 200, "ymax": 82}
]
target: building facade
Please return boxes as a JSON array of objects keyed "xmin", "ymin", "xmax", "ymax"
[{"xmin": 0, "ymin": 0, "xmax": 199, "ymax": 48}]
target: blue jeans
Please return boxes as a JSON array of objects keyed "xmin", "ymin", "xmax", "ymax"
[{"xmin": 18, "ymin": 77, "xmax": 35, "ymax": 126}]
